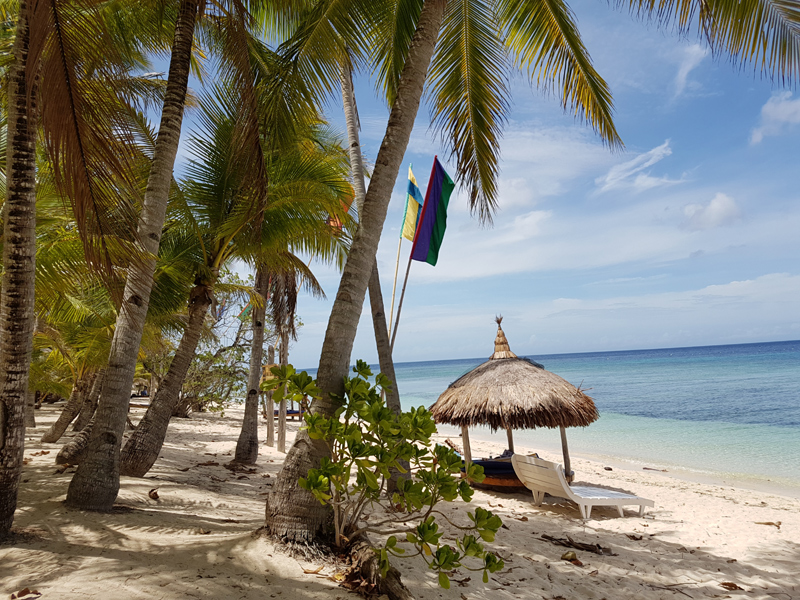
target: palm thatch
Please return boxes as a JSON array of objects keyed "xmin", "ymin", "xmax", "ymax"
[{"xmin": 430, "ymin": 317, "xmax": 598, "ymax": 431}]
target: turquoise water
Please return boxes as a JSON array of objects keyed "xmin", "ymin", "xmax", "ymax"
[{"xmin": 388, "ymin": 341, "xmax": 800, "ymax": 493}]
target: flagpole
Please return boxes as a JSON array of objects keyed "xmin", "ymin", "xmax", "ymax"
[
  {"xmin": 390, "ymin": 157, "xmax": 437, "ymax": 351},
  {"xmin": 388, "ymin": 236, "xmax": 403, "ymax": 337},
  {"xmin": 390, "ymin": 252, "xmax": 414, "ymax": 352}
]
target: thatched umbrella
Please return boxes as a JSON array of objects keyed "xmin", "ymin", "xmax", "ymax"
[{"xmin": 429, "ymin": 317, "xmax": 598, "ymax": 481}]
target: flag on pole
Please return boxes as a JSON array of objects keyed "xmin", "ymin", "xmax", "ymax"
[
  {"xmin": 237, "ymin": 302, "xmax": 252, "ymax": 322},
  {"xmin": 411, "ymin": 158, "xmax": 454, "ymax": 266},
  {"xmin": 400, "ymin": 166, "xmax": 424, "ymax": 241}
]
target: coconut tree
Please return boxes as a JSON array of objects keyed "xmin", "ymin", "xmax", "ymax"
[
  {"xmin": 0, "ymin": 0, "xmax": 171, "ymax": 535},
  {"xmin": 118, "ymin": 86, "xmax": 351, "ymax": 476},
  {"xmin": 263, "ymin": 0, "xmax": 800, "ymax": 545}
]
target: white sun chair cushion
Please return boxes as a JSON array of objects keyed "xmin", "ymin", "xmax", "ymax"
[{"xmin": 511, "ymin": 454, "xmax": 654, "ymax": 519}]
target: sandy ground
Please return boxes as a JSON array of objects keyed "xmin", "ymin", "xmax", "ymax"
[{"xmin": 2, "ymin": 404, "xmax": 798, "ymax": 600}]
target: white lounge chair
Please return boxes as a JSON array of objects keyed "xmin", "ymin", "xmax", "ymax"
[{"xmin": 511, "ymin": 454, "xmax": 654, "ymax": 519}]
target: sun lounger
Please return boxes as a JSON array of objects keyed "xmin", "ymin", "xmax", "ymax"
[{"xmin": 511, "ymin": 454, "xmax": 654, "ymax": 519}]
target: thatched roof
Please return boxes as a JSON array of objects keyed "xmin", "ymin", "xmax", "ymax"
[{"xmin": 429, "ymin": 317, "xmax": 598, "ymax": 431}]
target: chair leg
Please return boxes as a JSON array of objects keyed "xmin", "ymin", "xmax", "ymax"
[
  {"xmin": 617, "ymin": 505, "xmax": 624, "ymax": 517},
  {"xmin": 639, "ymin": 505, "xmax": 645, "ymax": 517},
  {"xmin": 585, "ymin": 505, "xmax": 592, "ymax": 519}
]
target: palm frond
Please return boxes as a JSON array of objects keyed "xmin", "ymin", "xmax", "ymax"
[
  {"xmin": 429, "ymin": 0, "xmax": 511, "ymax": 222},
  {"xmin": 499, "ymin": 0, "xmax": 621, "ymax": 150}
]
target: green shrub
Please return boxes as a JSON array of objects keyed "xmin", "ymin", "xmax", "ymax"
[{"xmin": 264, "ymin": 360, "xmax": 505, "ymax": 588}]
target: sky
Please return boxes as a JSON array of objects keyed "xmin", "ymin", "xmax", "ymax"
[{"xmin": 179, "ymin": 2, "xmax": 800, "ymax": 369}]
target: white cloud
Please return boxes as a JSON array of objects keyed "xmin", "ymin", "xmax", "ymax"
[
  {"xmin": 673, "ymin": 44, "xmax": 708, "ymax": 99},
  {"xmin": 595, "ymin": 140, "xmax": 683, "ymax": 193},
  {"xmin": 682, "ymin": 193, "xmax": 741, "ymax": 230},
  {"xmin": 750, "ymin": 91, "xmax": 800, "ymax": 144}
]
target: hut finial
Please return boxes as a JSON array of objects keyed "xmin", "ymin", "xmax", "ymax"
[{"xmin": 491, "ymin": 315, "xmax": 517, "ymax": 360}]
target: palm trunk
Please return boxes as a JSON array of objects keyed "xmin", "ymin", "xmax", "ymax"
[
  {"xmin": 265, "ymin": 345, "xmax": 275, "ymax": 446},
  {"xmin": 24, "ymin": 389, "xmax": 36, "ymax": 428},
  {"xmin": 65, "ymin": 0, "xmax": 199, "ymax": 509},
  {"xmin": 339, "ymin": 61, "xmax": 402, "ymax": 414},
  {"xmin": 277, "ymin": 329, "xmax": 288, "ymax": 453},
  {"xmin": 41, "ymin": 371, "xmax": 94, "ymax": 443},
  {"xmin": 234, "ymin": 269, "xmax": 268, "ymax": 464},
  {"xmin": 57, "ymin": 416, "xmax": 94, "ymax": 465},
  {"xmin": 119, "ymin": 282, "xmax": 213, "ymax": 477},
  {"xmin": 73, "ymin": 369, "xmax": 104, "ymax": 432},
  {"xmin": 0, "ymin": 1, "xmax": 37, "ymax": 540},
  {"xmin": 264, "ymin": 0, "xmax": 447, "ymax": 543}
]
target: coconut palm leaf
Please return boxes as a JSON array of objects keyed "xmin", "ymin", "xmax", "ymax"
[{"xmin": 428, "ymin": 0, "xmax": 511, "ymax": 222}]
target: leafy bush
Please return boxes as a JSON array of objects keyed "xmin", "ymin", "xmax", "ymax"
[{"xmin": 265, "ymin": 360, "xmax": 505, "ymax": 588}]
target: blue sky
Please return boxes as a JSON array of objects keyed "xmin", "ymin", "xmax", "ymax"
[{"xmin": 179, "ymin": 2, "xmax": 800, "ymax": 368}]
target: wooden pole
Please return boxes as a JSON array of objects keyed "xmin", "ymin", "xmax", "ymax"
[
  {"xmin": 559, "ymin": 425, "xmax": 573, "ymax": 484},
  {"xmin": 265, "ymin": 345, "xmax": 275, "ymax": 447},
  {"xmin": 461, "ymin": 425, "xmax": 472, "ymax": 480},
  {"xmin": 278, "ymin": 333, "xmax": 288, "ymax": 453},
  {"xmin": 388, "ymin": 236, "xmax": 403, "ymax": 337},
  {"xmin": 506, "ymin": 428, "xmax": 514, "ymax": 454}
]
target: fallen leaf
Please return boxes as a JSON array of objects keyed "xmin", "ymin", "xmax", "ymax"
[
  {"xmin": 31, "ymin": 451, "xmax": 50, "ymax": 456},
  {"xmin": 197, "ymin": 528, "xmax": 211, "ymax": 535},
  {"xmin": 561, "ymin": 551, "xmax": 577, "ymax": 561},
  {"xmin": 754, "ymin": 521, "xmax": 781, "ymax": 530},
  {"xmin": 148, "ymin": 488, "xmax": 159, "ymax": 500},
  {"xmin": 589, "ymin": 570, "xmax": 599, "ymax": 576},
  {"xmin": 221, "ymin": 519, "xmax": 240, "ymax": 523},
  {"xmin": 569, "ymin": 559, "xmax": 583, "ymax": 567},
  {"xmin": 237, "ymin": 475, "xmax": 249, "ymax": 480},
  {"xmin": 720, "ymin": 582, "xmax": 744, "ymax": 591},
  {"xmin": 302, "ymin": 566, "xmax": 323, "ymax": 574},
  {"xmin": 517, "ymin": 516, "xmax": 528, "ymax": 521},
  {"xmin": 461, "ymin": 595, "xmax": 468, "ymax": 600},
  {"xmin": 626, "ymin": 534, "xmax": 643, "ymax": 541},
  {"xmin": 604, "ymin": 466, "xmax": 612, "ymax": 471},
  {"xmin": 726, "ymin": 559, "xmax": 737, "ymax": 563},
  {"xmin": 177, "ymin": 467, "xmax": 190, "ymax": 472}
]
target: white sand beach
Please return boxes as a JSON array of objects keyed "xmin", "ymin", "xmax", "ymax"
[{"xmin": 2, "ymin": 405, "xmax": 798, "ymax": 600}]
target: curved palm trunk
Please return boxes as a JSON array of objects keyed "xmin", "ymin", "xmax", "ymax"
[
  {"xmin": 119, "ymin": 283, "xmax": 213, "ymax": 477},
  {"xmin": 41, "ymin": 371, "xmax": 94, "ymax": 443},
  {"xmin": 73, "ymin": 370, "xmax": 104, "ymax": 432},
  {"xmin": 66, "ymin": 0, "xmax": 199, "ymax": 509},
  {"xmin": 264, "ymin": 0, "xmax": 447, "ymax": 543},
  {"xmin": 0, "ymin": 1, "xmax": 37, "ymax": 540},
  {"xmin": 234, "ymin": 269, "xmax": 268, "ymax": 464},
  {"xmin": 339, "ymin": 61, "xmax": 402, "ymax": 414},
  {"xmin": 57, "ymin": 416, "xmax": 94, "ymax": 465}
]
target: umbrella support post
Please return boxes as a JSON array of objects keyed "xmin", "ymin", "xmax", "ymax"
[
  {"xmin": 559, "ymin": 425, "xmax": 573, "ymax": 484},
  {"xmin": 461, "ymin": 426, "xmax": 472, "ymax": 480},
  {"xmin": 506, "ymin": 428, "xmax": 514, "ymax": 454}
]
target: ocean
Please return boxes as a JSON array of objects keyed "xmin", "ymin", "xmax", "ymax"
[{"xmin": 389, "ymin": 340, "xmax": 800, "ymax": 495}]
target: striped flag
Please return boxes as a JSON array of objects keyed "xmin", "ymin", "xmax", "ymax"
[
  {"xmin": 401, "ymin": 166, "xmax": 424, "ymax": 241},
  {"xmin": 411, "ymin": 158, "xmax": 455, "ymax": 267}
]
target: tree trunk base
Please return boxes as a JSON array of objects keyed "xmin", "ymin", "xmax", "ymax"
[{"xmin": 342, "ymin": 536, "xmax": 415, "ymax": 600}]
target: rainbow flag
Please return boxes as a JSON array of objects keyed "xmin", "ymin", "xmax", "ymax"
[
  {"xmin": 401, "ymin": 166, "xmax": 424, "ymax": 241},
  {"xmin": 411, "ymin": 158, "xmax": 454, "ymax": 266}
]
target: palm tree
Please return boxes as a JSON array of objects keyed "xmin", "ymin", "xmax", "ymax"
[
  {"xmin": 0, "ymin": 0, "xmax": 169, "ymax": 535},
  {"xmin": 65, "ymin": 0, "xmax": 203, "ymax": 511},
  {"xmin": 263, "ymin": 0, "xmax": 800, "ymax": 544},
  {"xmin": 118, "ymin": 87, "xmax": 352, "ymax": 476}
]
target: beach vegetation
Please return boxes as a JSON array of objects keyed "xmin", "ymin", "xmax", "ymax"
[{"xmin": 264, "ymin": 359, "xmax": 504, "ymax": 595}]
